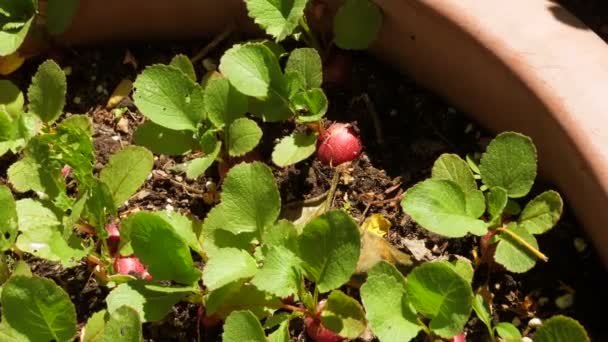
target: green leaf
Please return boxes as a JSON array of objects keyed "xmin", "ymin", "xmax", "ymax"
[
  {"xmin": 244, "ymin": 0, "xmax": 307, "ymax": 41},
  {"xmin": 486, "ymin": 187, "xmax": 508, "ymax": 227},
  {"xmin": 60, "ymin": 114, "xmax": 94, "ymax": 135},
  {"xmin": 153, "ymin": 210, "xmax": 203, "ymax": 254},
  {"xmin": 106, "ymin": 281, "xmax": 194, "ymax": 322},
  {"xmin": 406, "ymin": 261, "xmax": 473, "ymax": 338},
  {"xmin": 285, "ymin": 48, "xmax": 323, "ymax": 89},
  {"xmin": 98, "ymin": 306, "xmax": 143, "ymax": 342},
  {"xmin": 251, "ymin": 245, "xmax": 301, "ymax": 298},
  {"xmin": 1, "ymin": 275, "xmax": 76, "ymax": 342},
  {"xmin": 268, "ymin": 320, "xmax": 290, "ymax": 342},
  {"xmin": 134, "ymin": 121, "xmax": 196, "ymax": 156},
  {"xmin": 46, "ymin": 0, "xmax": 80, "ymax": 35},
  {"xmin": 0, "ymin": 79, "xmax": 24, "ymax": 117},
  {"xmin": 200, "ymin": 206, "xmax": 257, "ymax": 259},
  {"xmin": 534, "ymin": 315, "xmax": 590, "ymax": 342},
  {"xmin": 248, "ymin": 90, "xmax": 293, "ymax": 122},
  {"xmin": 519, "ymin": 190, "xmax": 563, "ymax": 235},
  {"xmin": 262, "ymin": 220, "xmax": 298, "ymax": 252},
  {"xmin": 321, "ymin": 290, "xmax": 366, "ymax": 339},
  {"xmin": 360, "ymin": 262, "xmax": 420, "ymax": 342},
  {"xmin": 216, "ymin": 162, "xmax": 281, "ymax": 235},
  {"xmin": 204, "ymin": 281, "xmax": 280, "ymax": 319},
  {"xmin": 465, "ymin": 189, "xmax": 486, "ymax": 219},
  {"xmin": 27, "ymin": 60, "xmax": 67, "ymax": 123},
  {"xmin": 494, "ymin": 222, "xmax": 539, "ymax": 273},
  {"xmin": 333, "ymin": 0, "xmax": 383, "ymax": 50},
  {"xmin": 83, "ymin": 180, "xmax": 116, "ymax": 232},
  {"xmin": 202, "ymin": 248, "xmax": 258, "ymax": 291},
  {"xmin": 297, "ymin": 210, "xmax": 361, "ymax": 293},
  {"xmin": 0, "ymin": 1, "xmax": 35, "ymax": 56},
  {"xmin": 495, "ymin": 322, "xmax": 521, "ymax": 342},
  {"xmin": 432, "ymin": 154, "xmax": 477, "ymax": 192},
  {"xmin": 292, "ymin": 88, "xmax": 328, "ymax": 122},
  {"xmin": 185, "ymin": 138, "xmax": 221, "ymax": 179},
  {"xmin": 0, "ymin": 185, "xmax": 18, "ymax": 251},
  {"xmin": 128, "ymin": 212, "xmax": 201, "ymax": 284},
  {"xmin": 472, "ymin": 294, "xmax": 493, "ymax": 338},
  {"xmin": 204, "ymin": 78, "xmax": 248, "ymax": 128},
  {"xmin": 227, "ymin": 117, "xmax": 262, "ymax": 157},
  {"xmin": 479, "ymin": 132, "xmax": 537, "ymax": 198},
  {"xmin": 12, "ymin": 260, "xmax": 31, "ymax": 277},
  {"xmin": 15, "ymin": 199, "xmax": 87, "ymax": 267},
  {"xmin": 169, "ymin": 54, "xmax": 196, "ymax": 81},
  {"xmin": 100, "ymin": 146, "xmax": 153, "ymax": 207},
  {"xmin": 222, "ymin": 310, "xmax": 266, "ymax": 342},
  {"xmin": 82, "ymin": 310, "xmax": 107, "ymax": 342},
  {"xmin": 401, "ymin": 179, "xmax": 487, "ymax": 237},
  {"xmin": 448, "ymin": 257, "xmax": 474, "ymax": 284},
  {"xmin": 219, "ymin": 42, "xmax": 284, "ymax": 98},
  {"xmin": 504, "ymin": 199, "xmax": 522, "ymax": 216},
  {"xmin": 133, "ymin": 64, "xmax": 205, "ymax": 131},
  {"xmin": 271, "ymin": 131, "xmax": 317, "ymax": 167},
  {"xmin": 7, "ymin": 154, "xmax": 64, "ymax": 199}
]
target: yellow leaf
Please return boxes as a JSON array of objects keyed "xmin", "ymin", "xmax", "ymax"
[
  {"xmin": 361, "ymin": 213, "xmax": 392, "ymax": 237},
  {"xmin": 0, "ymin": 52, "xmax": 25, "ymax": 76},
  {"xmin": 106, "ymin": 79, "xmax": 133, "ymax": 109}
]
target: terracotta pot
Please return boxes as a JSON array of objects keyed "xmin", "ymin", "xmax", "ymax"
[{"xmin": 47, "ymin": 0, "xmax": 608, "ymax": 267}]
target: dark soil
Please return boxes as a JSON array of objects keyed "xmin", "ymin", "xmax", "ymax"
[{"xmin": 2, "ymin": 2, "xmax": 608, "ymax": 341}]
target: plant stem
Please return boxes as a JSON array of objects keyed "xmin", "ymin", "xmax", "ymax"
[
  {"xmin": 496, "ymin": 227, "xmax": 549, "ymax": 262},
  {"xmin": 0, "ymin": 254, "xmax": 10, "ymax": 285}
]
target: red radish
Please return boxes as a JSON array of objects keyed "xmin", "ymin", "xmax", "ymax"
[
  {"xmin": 304, "ymin": 316, "xmax": 345, "ymax": 342},
  {"xmin": 61, "ymin": 165, "xmax": 72, "ymax": 179},
  {"xmin": 114, "ymin": 256, "xmax": 152, "ymax": 280},
  {"xmin": 317, "ymin": 123, "xmax": 362, "ymax": 166},
  {"xmin": 106, "ymin": 223, "xmax": 120, "ymax": 256},
  {"xmin": 450, "ymin": 332, "xmax": 466, "ymax": 342}
]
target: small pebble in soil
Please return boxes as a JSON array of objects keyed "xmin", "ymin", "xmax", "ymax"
[
  {"xmin": 574, "ymin": 237, "xmax": 588, "ymax": 253},
  {"xmin": 555, "ymin": 293, "xmax": 574, "ymax": 309},
  {"xmin": 538, "ymin": 297, "xmax": 549, "ymax": 306},
  {"xmin": 205, "ymin": 180, "xmax": 217, "ymax": 192},
  {"xmin": 165, "ymin": 204, "xmax": 174, "ymax": 211},
  {"xmin": 73, "ymin": 96, "xmax": 82, "ymax": 104},
  {"xmin": 528, "ymin": 317, "xmax": 542, "ymax": 328},
  {"xmin": 203, "ymin": 58, "xmax": 218, "ymax": 71},
  {"xmin": 63, "ymin": 66, "xmax": 72, "ymax": 75},
  {"xmin": 522, "ymin": 337, "xmax": 533, "ymax": 342}
]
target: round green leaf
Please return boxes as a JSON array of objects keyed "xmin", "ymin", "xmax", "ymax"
[
  {"xmin": 333, "ymin": 0, "xmax": 383, "ymax": 50},
  {"xmin": 169, "ymin": 54, "xmax": 196, "ymax": 81},
  {"xmin": 0, "ymin": 185, "xmax": 18, "ymax": 251},
  {"xmin": 285, "ymin": 48, "xmax": 323, "ymax": 90},
  {"xmin": 244, "ymin": 0, "xmax": 307, "ymax": 41},
  {"xmin": 27, "ymin": 60, "xmax": 67, "ymax": 123},
  {"xmin": 519, "ymin": 190, "xmax": 563, "ymax": 235},
  {"xmin": 360, "ymin": 262, "xmax": 420, "ymax": 342},
  {"xmin": 486, "ymin": 186, "xmax": 508, "ymax": 227},
  {"xmin": 297, "ymin": 210, "xmax": 361, "ymax": 293},
  {"xmin": 292, "ymin": 88, "xmax": 328, "ymax": 122},
  {"xmin": 494, "ymin": 223, "xmax": 539, "ymax": 273},
  {"xmin": 479, "ymin": 132, "xmax": 537, "ymax": 198},
  {"xmin": 106, "ymin": 281, "xmax": 193, "ymax": 322},
  {"xmin": 251, "ymin": 246, "xmax": 301, "ymax": 298},
  {"xmin": 219, "ymin": 43, "xmax": 283, "ymax": 98},
  {"xmin": 101, "ymin": 306, "xmax": 143, "ymax": 342},
  {"xmin": 401, "ymin": 179, "xmax": 487, "ymax": 237},
  {"xmin": 134, "ymin": 121, "xmax": 196, "ymax": 156},
  {"xmin": 534, "ymin": 315, "xmax": 590, "ymax": 342},
  {"xmin": 0, "ymin": 79, "xmax": 24, "ymax": 117},
  {"xmin": 271, "ymin": 131, "xmax": 317, "ymax": 167},
  {"xmin": 432, "ymin": 153, "xmax": 477, "ymax": 192},
  {"xmin": 202, "ymin": 248, "xmax": 258, "ymax": 291},
  {"xmin": 406, "ymin": 261, "xmax": 473, "ymax": 338},
  {"xmin": 227, "ymin": 117, "xmax": 262, "ymax": 157},
  {"xmin": 133, "ymin": 64, "xmax": 205, "ymax": 131},
  {"xmin": 1, "ymin": 276, "xmax": 76, "ymax": 342},
  {"xmin": 321, "ymin": 290, "xmax": 366, "ymax": 339},
  {"xmin": 0, "ymin": 2, "xmax": 35, "ymax": 56},
  {"xmin": 100, "ymin": 146, "xmax": 154, "ymax": 207},
  {"xmin": 129, "ymin": 212, "xmax": 201, "ymax": 284},
  {"xmin": 495, "ymin": 322, "xmax": 522, "ymax": 341},
  {"xmin": 204, "ymin": 78, "xmax": 248, "ymax": 128}
]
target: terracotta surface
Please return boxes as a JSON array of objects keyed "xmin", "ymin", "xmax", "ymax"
[{"xmin": 50, "ymin": 0, "xmax": 608, "ymax": 266}]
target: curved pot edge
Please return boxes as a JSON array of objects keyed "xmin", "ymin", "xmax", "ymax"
[{"xmin": 369, "ymin": 0, "xmax": 608, "ymax": 267}]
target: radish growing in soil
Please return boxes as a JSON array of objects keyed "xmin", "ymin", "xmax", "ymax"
[
  {"xmin": 304, "ymin": 316, "xmax": 345, "ymax": 342},
  {"xmin": 106, "ymin": 223, "xmax": 120, "ymax": 256},
  {"xmin": 114, "ymin": 256, "xmax": 152, "ymax": 280},
  {"xmin": 317, "ymin": 123, "xmax": 362, "ymax": 166}
]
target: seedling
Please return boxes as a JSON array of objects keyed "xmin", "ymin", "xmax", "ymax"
[
  {"xmin": 402, "ymin": 132, "xmax": 563, "ymax": 273},
  {"xmin": 0, "ymin": 0, "xmax": 80, "ymax": 56}
]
